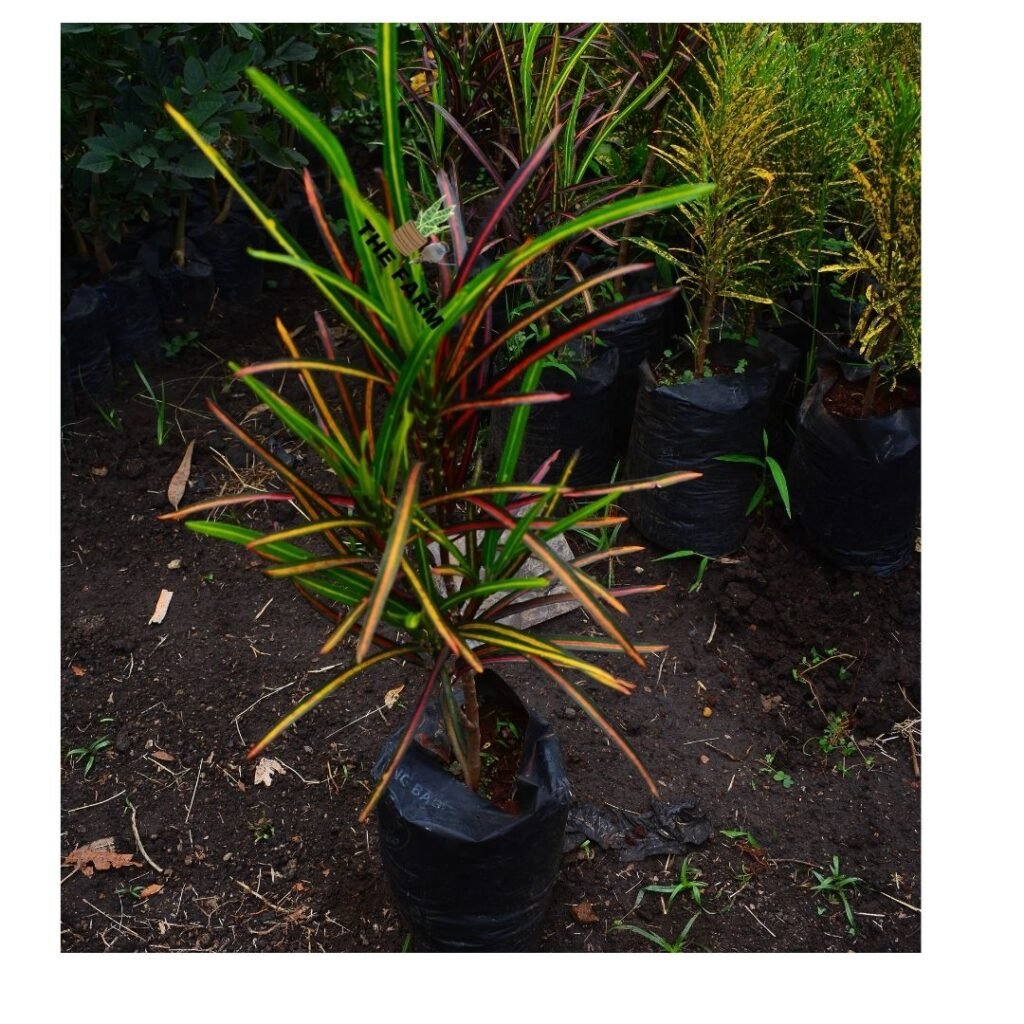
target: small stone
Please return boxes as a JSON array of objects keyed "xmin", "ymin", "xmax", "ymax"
[
  {"xmin": 222, "ymin": 852, "xmax": 233, "ymax": 862},
  {"xmin": 559, "ymin": 706, "xmax": 578, "ymax": 720},
  {"xmin": 699, "ymin": 754, "xmax": 710, "ymax": 764},
  {"xmin": 167, "ymin": 558, "xmax": 182, "ymax": 570},
  {"xmin": 702, "ymin": 706, "xmax": 713, "ymax": 718}
]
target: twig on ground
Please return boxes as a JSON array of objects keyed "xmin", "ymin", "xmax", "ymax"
[
  {"xmin": 67, "ymin": 788, "xmax": 127, "ymax": 814},
  {"xmin": 744, "ymin": 903, "xmax": 776, "ymax": 938},
  {"xmin": 184, "ymin": 756, "xmax": 206, "ymax": 825},
  {"xmin": 233, "ymin": 679, "xmax": 298, "ymax": 744},
  {"xmin": 873, "ymin": 888, "xmax": 920, "ymax": 912},
  {"xmin": 704, "ymin": 741, "xmax": 753, "ymax": 763},
  {"xmin": 127, "ymin": 799, "xmax": 165, "ymax": 874},
  {"xmin": 83, "ymin": 899, "xmax": 146, "ymax": 942}
]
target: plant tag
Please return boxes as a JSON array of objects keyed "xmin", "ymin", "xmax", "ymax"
[{"xmin": 392, "ymin": 220, "xmax": 427, "ymax": 256}]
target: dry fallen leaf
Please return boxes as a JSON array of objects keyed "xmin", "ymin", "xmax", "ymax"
[
  {"xmin": 138, "ymin": 883, "xmax": 164, "ymax": 900},
  {"xmin": 254, "ymin": 757, "xmax": 286, "ymax": 787},
  {"xmin": 384, "ymin": 685, "xmax": 405, "ymax": 709},
  {"xmin": 63, "ymin": 837, "xmax": 141, "ymax": 877},
  {"xmin": 167, "ymin": 439, "xmax": 195, "ymax": 510},
  {"xmin": 148, "ymin": 589, "xmax": 174, "ymax": 625},
  {"xmin": 91, "ymin": 465, "xmax": 108, "ymax": 477},
  {"xmin": 241, "ymin": 402, "xmax": 269, "ymax": 423},
  {"xmin": 150, "ymin": 750, "xmax": 176, "ymax": 762},
  {"xmin": 570, "ymin": 901, "xmax": 600, "ymax": 924}
]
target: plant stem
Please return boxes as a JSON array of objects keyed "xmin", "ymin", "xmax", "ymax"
[
  {"xmin": 861, "ymin": 362, "xmax": 880, "ymax": 417},
  {"xmin": 171, "ymin": 194, "xmax": 188, "ymax": 268},
  {"xmin": 457, "ymin": 672, "xmax": 482, "ymax": 791}
]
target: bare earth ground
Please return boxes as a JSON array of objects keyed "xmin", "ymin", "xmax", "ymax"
[{"xmin": 60, "ymin": 279, "xmax": 921, "ymax": 953}]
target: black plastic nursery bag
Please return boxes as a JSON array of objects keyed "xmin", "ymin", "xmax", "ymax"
[
  {"xmin": 787, "ymin": 369, "xmax": 920, "ymax": 575},
  {"xmin": 62, "ymin": 284, "xmax": 112, "ymax": 400},
  {"xmin": 374, "ymin": 671, "xmax": 571, "ymax": 952},
  {"xmin": 100, "ymin": 263, "xmax": 163, "ymax": 365},
  {"xmin": 625, "ymin": 341, "xmax": 777, "ymax": 556}
]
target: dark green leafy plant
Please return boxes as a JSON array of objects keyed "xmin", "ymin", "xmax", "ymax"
[{"xmin": 162, "ymin": 24, "xmax": 711, "ymax": 821}]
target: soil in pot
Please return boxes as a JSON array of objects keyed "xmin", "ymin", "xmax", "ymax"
[
  {"xmin": 625, "ymin": 340, "xmax": 778, "ymax": 556},
  {"xmin": 787, "ymin": 366, "xmax": 920, "ymax": 575},
  {"xmin": 373, "ymin": 670, "xmax": 571, "ymax": 952}
]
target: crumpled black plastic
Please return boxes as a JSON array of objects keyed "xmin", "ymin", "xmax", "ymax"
[{"xmin": 563, "ymin": 798, "xmax": 711, "ymax": 861}]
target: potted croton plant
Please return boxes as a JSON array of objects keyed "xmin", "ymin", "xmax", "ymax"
[
  {"xmin": 787, "ymin": 69, "xmax": 921, "ymax": 575},
  {"xmin": 626, "ymin": 25, "xmax": 794, "ymax": 557},
  {"xmin": 162, "ymin": 25, "xmax": 709, "ymax": 952}
]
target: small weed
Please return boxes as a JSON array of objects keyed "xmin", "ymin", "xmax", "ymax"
[
  {"xmin": 758, "ymin": 752, "xmax": 794, "ymax": 789},
  {"xmin": 115, "ymin": 884, "xmax": 146, "ymax": 901},
  {"xmin": 716, "ymin": 430, "xmax": 791, "ymax": 518},
  {"xmin": 720, "ymin": 828, "xmax": 760, "ymax": 848},
  {"xmin": 653, "ymin": 548, "xmax": 712, "ymax": 593},
  {"xmin": 66, "ymin": 723, "xmax": 115, "ymax": 780},
  {"xmin": 253, "ymin": 821, "xmax": 274, "ymax": 844},
  {"xmin": 161, "ymin": 330, "xmax": 200, "ymax": 359},
  {"xmin": 578, "ymin": 838, "xmax": 595, "ymax": 861},
  {"xmin": 810, "ymin": 855, "xmax": 861, "ymax": 935},
  {"xmin": 791, "ymin": 646, "xmax": 855, "ymax": 686},
  {"xmin": 93, "ymin": 402, "xmax": 123, "ymax": 432},
  {"xmin": 134, "ymin": 362, "xmax": 170, "ymax": 445},
  {"xmin": 612, "ymin": 912, "xmax": 701, "ymax": 952},
  {"xmin": 633, "ymin": 855, "xmax": 707, "ymax": 911}
]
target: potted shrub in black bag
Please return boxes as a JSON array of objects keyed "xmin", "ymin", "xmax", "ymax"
[
  {"xmin": 163, "ymin": 26, "xmax": 709, "ymax": 952},
  {"xmin": 788, "ymin": 69, "xmax": 920, "ymax": 575},
  {"xmin": 626, "ymin": 25, "xmax": 795, "ymax": 555}
]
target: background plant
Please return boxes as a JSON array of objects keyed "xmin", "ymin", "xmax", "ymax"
[
  {"xmin": 636, "ymin": 24, "xmax": 800, "ymax": 377},
  {"xmin": 820, "ymin": 68, "xmax": 921, "ymax": 414},
  {"xmin": 163, "ymin": 24, "xmax": 711, "ymax": 820}
]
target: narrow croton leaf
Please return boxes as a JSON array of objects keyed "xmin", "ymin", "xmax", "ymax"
[
  {"xmin": 459, "ymin": 622, "xmax": 633, "ymax": 694},
  {"xmin": 466, "ymin": 496, "xmax": 645, "ymax": 666},
  {"xmin": 524, "ymin": 653, "xmax": 658, "ymax": 797},
  {"xmin": 247, "ymin": 646, "xmax": 420, "ymax": 760},
  {"xmin": 358, "ymin": 652, "xmax": 449, "ymax": 823},
  {"xmin": 356, "ymin": 462, "xmax": 423, "ymax": 664}
]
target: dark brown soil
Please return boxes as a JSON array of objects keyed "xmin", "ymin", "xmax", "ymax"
[{"xmin": 60, "ymin": 277, "xmax": 921, "ymax": 953}]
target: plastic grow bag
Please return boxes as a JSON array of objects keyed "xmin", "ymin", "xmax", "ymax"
[
  {"xmin": 625, "ymin": 341, "xmax": 777, "ymax": 556},
  {"xmin": 787, "ymin": 368, "xmax": 920, "ymax": 575},
  {"xmin": 99, "ymin": 263, "xmax": 163, "ymax": 365},
  {"xmin": 138, "ymin": 234, "xmax": 215, "ymax": 333},
  {"xmin": 515, "ymin": 341, "xmax": 620, "ymax": 486},
  {"xmin": 192, "ymin": 220, "xmax": 265, "ymax": 303},
  {"xmin": 374, "ymin": 671, "xmax": 571, "ymax": 952},
  {"xmin": 598, "ymin": 304, "xmax": 667, "ymax": 456},
  {"xmin": 62, "ymin": 285, "xmax": 112, "ymax": 400}
]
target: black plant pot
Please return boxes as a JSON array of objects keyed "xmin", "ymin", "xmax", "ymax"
[
  {"xmin": 494, "ymin": 340, "xmax": 620, "ymax": 487},
  {"xmin": 787, "ymin": 367, "xmax": 920, "ymax": 576},
  {"xmin": 99, "ymin": 263, "xmax": 164, "ymax": 366},
  {"xmin": 597, "ymin": 303, "xmax": 667, "ymax": 456},
  {"xmin": 191, "ymin": 220, "xmax": 265, "ymax": 303},
  {"xmin": 625, "ymin": 341, "xmax": 778, "ymax": 556},
  {"xmin": 137, "ymin": 233, "xmax": 215, "ymax": 334},
  {"xmin": 374, "ymin": 671, "xmax": 571, "ymax": 952},
  {"xmin": 752, "ymin": 328, "xmax": 801, "ymax": 463},
  {"xmin": 62, "ymin": 284, "xmax": 112, "ymax": 401}
]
